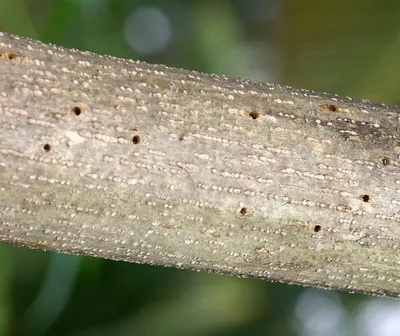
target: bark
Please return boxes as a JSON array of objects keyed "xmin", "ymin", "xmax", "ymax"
[{"xmin": 1, "ymin": 31, "xmax": 400, "ymax": 298}]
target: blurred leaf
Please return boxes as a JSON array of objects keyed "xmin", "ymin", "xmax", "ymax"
[
  {"xmin": 279, "ymin": 0, "xmax": 400, "ymax": 103},
  {"xmin": 38, "ymin": 0, "xmax": 81, "ymax": 43},
  {"xmin": 0, "ymin": 0, "xmax": 37, "ymax": 38}
]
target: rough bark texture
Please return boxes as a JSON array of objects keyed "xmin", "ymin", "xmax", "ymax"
[{"xmin": 1, "ymin": 32, "xmax": 400, "ymax": 298}]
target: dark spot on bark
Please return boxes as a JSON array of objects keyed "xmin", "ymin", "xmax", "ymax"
[
  {"xmin": 0, "ymin": 51, "xmax": 18, "ymax": 60},
  {"xmin": 132, "ymin": 135, "xmax": 141, "ymax": 144},
  {"xmin": 360, "ymin": 194, "xmax": 369, "ymax": 202},
  {"xmin": 379, "ymin": 156, "xmax": 390, "ymax": 166},
  {"xmin": 72, "ymin": 106, "xmax": 82, "ymax": 116},
  {"xmin": 321, "ymin": 104, "xmax": 338, "ymax": 112},
  {"xmin": 248, "ymin": 110, "xmax": 260, "ymax": 119}
]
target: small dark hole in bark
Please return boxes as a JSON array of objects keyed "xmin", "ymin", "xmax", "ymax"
[
  {"xmin": 321, "ymin": 104, "xmax": 338, "ymax": 112},
  {"xmin": 240, "ymin": 207, "xmax": 247, "ymax": 216},
  {"xmin": 132, "ymin": 135, "xmax": 141, "ymax": 144},
  {"xmin": 72, "ymin": 106, "xmax": 82, "ymax": 116},
  {"xmin": 361, "ymin": 194, "xmax": 369, "ymax": 202},
  {"xmin": 0, "ymin": 51, "xmax": 17, "ymax": 60},
  {"xmin": 43, "ymin": 144, "xmax": 51, "ymax": 152},
  {"xmin": 314, "ymin": 225, "xmax": 321, "ymax": 232},
  {"xmin": 379, "ymin": 156, "xmax": 390, "ymax": 165},
  {"xmin": 249, "ymin": 111, "xmax": 259, "ymax": 119}
]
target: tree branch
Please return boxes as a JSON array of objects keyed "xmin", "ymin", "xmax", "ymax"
[{"xmin": 1, "ymin": 31, "xmax": 399, "ymax": 297}]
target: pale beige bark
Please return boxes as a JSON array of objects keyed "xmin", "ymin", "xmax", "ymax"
[{"xmin": 1, "ymin": 32, "xmax": 399, "ymax": 297}]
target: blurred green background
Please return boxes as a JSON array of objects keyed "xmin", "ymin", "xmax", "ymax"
[{"xmin": 1, "ymin": 0, "xmax": 400, "ymax": 335}]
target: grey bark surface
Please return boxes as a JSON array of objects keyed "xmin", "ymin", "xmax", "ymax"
[{"xmin": 1, "ymin": 32, "xmax": 400, "ymax": 298}]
